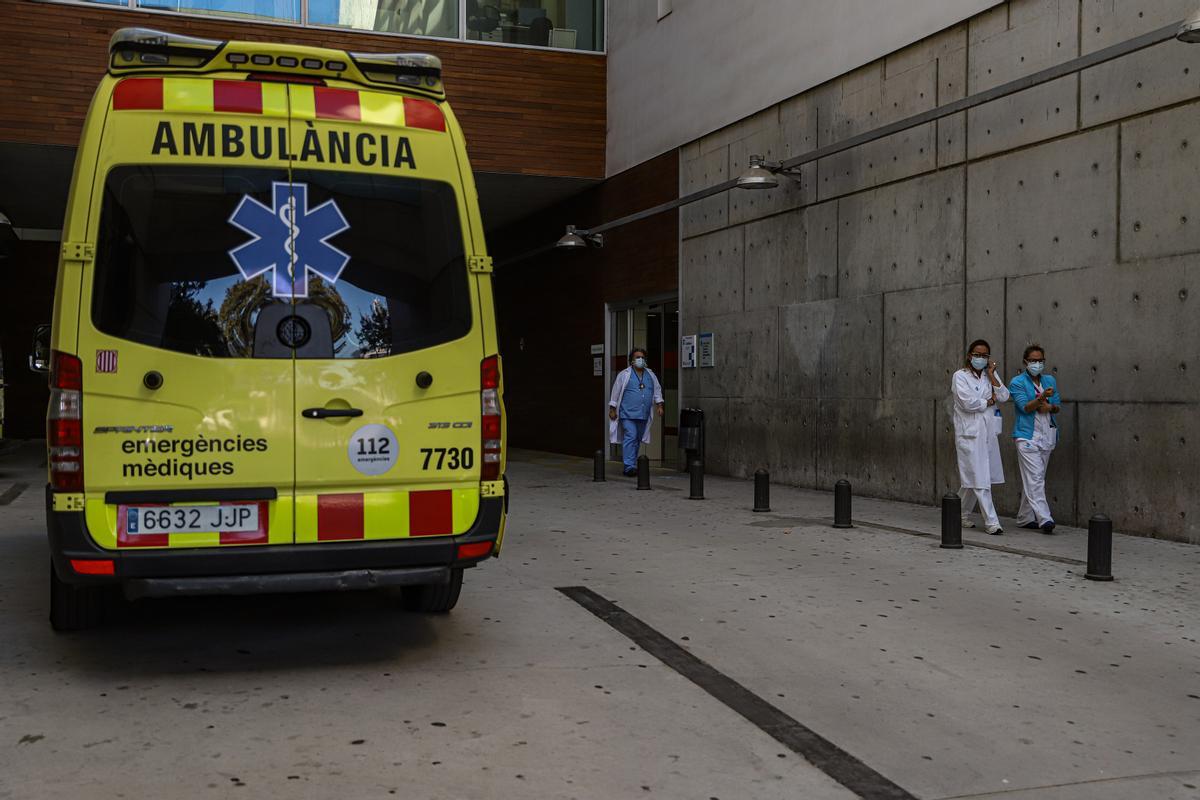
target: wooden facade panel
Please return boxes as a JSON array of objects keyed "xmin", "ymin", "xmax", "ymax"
[{"xmin": 0, "ymin": 0, "xmax": 605, "ymax": 178}]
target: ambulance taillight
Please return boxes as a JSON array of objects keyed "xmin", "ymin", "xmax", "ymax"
[
  {"xmin": 481, "ymin": 355, "xmax": 502, "ymax": 481},
  {"xmin": 48, "ymin": 351, "xmax": 83, "ymax": 492}
]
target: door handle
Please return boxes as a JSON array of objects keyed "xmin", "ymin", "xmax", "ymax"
[{"xmin": 302, "ymin": 407, "xmax": 364, "ymax": 419}]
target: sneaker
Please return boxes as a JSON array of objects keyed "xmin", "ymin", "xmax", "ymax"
[
  {"xmin": 1040, "ymin": 520, "xmax": 1056, "ymax": 535},
  {"xmin": 960, "ymin": 516, "xmax": 976, "ymax": 529},
  {"xmin": 623, "ymin": 468, "xmax": 637, "ymax": 477},
  {"xmin": 1020, "ymin": 521, "xmax": 1041, "ymax": 530},
  {"xmin": 985, "ymin": 525, "xmax": 1004, "ymax": 535}
]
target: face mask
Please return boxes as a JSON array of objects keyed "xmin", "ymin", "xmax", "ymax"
[
  {"xmin": 970, "ymin": 356, "xmax": 988, "ymax": 371},
  {"xmin": 1026, "ymin": 361, "xmax": 1045, "ymax": 376},
  {"xmin": 633, "ymin": 357, "xmax": 646, "ymax": 369}
]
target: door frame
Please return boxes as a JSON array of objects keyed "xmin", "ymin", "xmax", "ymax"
[{"xmin": 603, "ymin": 292, "xmax": 679, "ymax": 463}]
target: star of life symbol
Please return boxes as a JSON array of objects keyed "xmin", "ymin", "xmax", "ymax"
[{"xmin": 228, "ymin": 182, "xmax": 350, "ymax": 298}]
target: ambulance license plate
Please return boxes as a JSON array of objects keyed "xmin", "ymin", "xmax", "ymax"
[{"xmin": 122, "ymin": 504, "xmax": 260, "ymax": 535}]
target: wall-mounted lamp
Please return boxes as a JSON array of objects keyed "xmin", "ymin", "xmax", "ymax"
[
  {"xmin": 1178, "ymin": 7, "xmax": 1200, "ymax": 42},
  {"xmin": 556, "ymin": 224, "xmax": 604, "ymax": 250},
  {"xmin": 736, "ymin": 155, "xmax": 803, "ymax": 190},
  {"xmin": 0, "ymin": 210, "xmax": 16, "ymax": 260}
]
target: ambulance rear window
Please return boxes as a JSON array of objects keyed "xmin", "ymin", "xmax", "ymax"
[{"xmin": 91, "ymin": 166, "xmax": 472, "ymax": 359}]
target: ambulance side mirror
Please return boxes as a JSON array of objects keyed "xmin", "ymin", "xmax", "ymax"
[{"xmin": 28, "ymin": 324, "xmax": 50, "ymax": 374}]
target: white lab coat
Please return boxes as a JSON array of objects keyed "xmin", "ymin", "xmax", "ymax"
[
  {"xmin": 608, "ymin": 367, "xmax": 664, "ymax": 445},
  {"xmin": 952, "ymin": 367, "xmax": 1010, "ymax": 489}
]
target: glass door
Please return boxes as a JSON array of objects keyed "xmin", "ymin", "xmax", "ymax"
[{"xmin": 607, "ymin": 299, "xmax": 679, "ymax": 467}]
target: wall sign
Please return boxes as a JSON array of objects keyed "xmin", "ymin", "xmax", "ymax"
[
  {"xmin": 593, "ymin": 356, "xmax": 603, "ymax": 377},
  {"xmin": 681, "ymin": 335, "xmax": 697, "ymax": 369},
  {"xmin": 699, "ymin": 332, "xmax": 715, "ymax": 368}
]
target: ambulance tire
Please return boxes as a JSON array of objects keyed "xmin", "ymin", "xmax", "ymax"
[
  {"xmin": 403, "ymin": 568, "xmax": 463, "ymax": 613},
  {"xmin": 49, "ymin": 563, "xmax": 107, "ymax": 632}
]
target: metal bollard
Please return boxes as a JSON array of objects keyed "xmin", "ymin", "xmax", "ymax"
[
  {"xmin": 593, "ymin": 450, "xmax": 605, "ymax": 482},
  {"xmin": 940, "ymin": 493, "xmax": 963, "ymax": 549},
  {"xmin": 833, "ymin": 480, "xmax": 853, "ymax": 528},
  {"xmin": 688, "ymin": 459, "xmax": 705, "ymax": 500},
  {"xmin": 753, "ymin": 469, "xmax": 771, "ymax": 512},
  {"xmin": 1085, "ymin": 514, "xmax": 1114, "ymax": 581},
  {"xmin": 636, "ymin": 455, "xmax": 651, "ymax": 491}
]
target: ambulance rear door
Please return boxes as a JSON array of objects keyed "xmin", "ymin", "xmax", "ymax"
[
  {"xmin": 284, "ymin": 85, "xmax": 486, "ymax": 544},
  {"xmin": 78, "ymin": 75, "xmax": 299, "ymax": 550}
]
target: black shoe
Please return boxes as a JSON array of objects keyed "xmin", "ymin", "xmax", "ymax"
[
  {"xmin": 1041, "ymin": 521, "xmax": 1056, "ymax": 535},
  {"xmin": 623, "ymin": 469, "xmax": 637, "ymax": 477},
  {"xmin": 1021, "ymin": 522, "xmax": 1041, "ymax": 530}
]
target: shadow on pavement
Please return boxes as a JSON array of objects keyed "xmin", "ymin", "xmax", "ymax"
[
  {"xmin": 37, "ymin": 591, "xmax": 445, "ymax": 678},
  {"xmin": 0, "ymin": 439, "xmax": 453, "ymax": 677}
]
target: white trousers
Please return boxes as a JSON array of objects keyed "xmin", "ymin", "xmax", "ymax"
[
  {"xmin": 1016, "ymin": 441, "xmax": 1054, "ymax": 525},
  {"xmin": 959, "ymin": 486, "xmax": 999, "ymax": 529}
]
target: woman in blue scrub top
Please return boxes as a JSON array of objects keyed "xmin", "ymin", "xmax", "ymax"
[
  {"xmin": 1008, "ymin": 344, "xmax": 1061, "ymax": 533},
  {"xmin": 608, "ymin": 348, "xmax": 665, "ymax": 476}
]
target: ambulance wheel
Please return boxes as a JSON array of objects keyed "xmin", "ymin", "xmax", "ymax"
[
  {"xmin": 403, "ymin": 568, "xmax": 463, "ymax": 613},
  {"xmin": 49, "ymin": 563, "xmax": 107, "ymax": 632}
]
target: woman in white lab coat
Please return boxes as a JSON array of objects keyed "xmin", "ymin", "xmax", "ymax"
[{"xmin": 952, "ymin": 339, "xmax": 1010, "ymax": 534}]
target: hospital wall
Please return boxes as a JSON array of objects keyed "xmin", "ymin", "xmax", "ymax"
[{"xmin": 678, "ymin": 0, "xmax": 1200, "ymax": 542}]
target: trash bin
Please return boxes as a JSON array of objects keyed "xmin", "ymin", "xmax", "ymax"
[{"xmin": 679, "ymin": 407, "xmax": 705, "ymax": 467}]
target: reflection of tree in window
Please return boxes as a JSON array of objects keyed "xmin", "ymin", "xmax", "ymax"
[
  {"xmin": 218, "ymin": 276, "xmax": 272, "ymax": 357},
  {"xmin": 356, "ymin": 298, "xmax": 392, "ymax": 358},
  {"xmin": 217, "ymin": 275, "xmax": 352, "ymax": 356},
  {"xmin": 305, "ymin": 278, "xmax": 353, "ymax": 353},
  {"xmin": 165, "ymin": 281, "xmax": 228, "ymax": 357}
]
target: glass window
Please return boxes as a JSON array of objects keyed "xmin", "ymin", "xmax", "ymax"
[
  {"xmin": 137, "ymin": 0, "xmax": 301, "ymax": 23},
  {"xmin": 92, "ymin": 166, "xmax": 472, "ymax": 360},
  {"xmin": 86, "ymin": 0, "xmax": 601, "ymax": 50},
  {"xmin": 292, "ymin": 168, "xmax": 472, "ymax": 358},
  {"xmin": 466, "ymin": 0, "xmax": 604, "ymax": 51},
  {"xmin": 309, "ymin": 0, "xmax": 458, "ymax": 37}
]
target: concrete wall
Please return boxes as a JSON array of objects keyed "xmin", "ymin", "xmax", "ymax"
[
  {"xmin": 679, "ymin": 0, "xmax": 1200, "ymax": 542},
  {"xmin": 606, "ymin": 0, "xmax": 999, "ymax": 175}
]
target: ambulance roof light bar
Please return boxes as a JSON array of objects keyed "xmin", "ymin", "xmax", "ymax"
[
  {"xmin": 108, "ymin": 28, "xmax": 445, "ymax": 99},
  {"xmin": 109, "ymin": 28, "xmax": 224, "ymax": 70},
  {"xmin": 348, "ymin": 52, "xmax": 444, "ymax": 93}
]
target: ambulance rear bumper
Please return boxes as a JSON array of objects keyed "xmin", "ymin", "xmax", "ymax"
[
  {"xmin": 123, "ymin": 566, "xmax": 453, "ymax": 599},
  {"xmin": 46, "ymin": 486, "xmax": 504, "ymax": 592}
]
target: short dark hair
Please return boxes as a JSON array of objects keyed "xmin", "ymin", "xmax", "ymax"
[
  {"xmin": 965, "ymin": 338, "xmax": 991, "ymax": 367},
  {"xmin": 1023, "ymin": 344, "xmax": 1045, "ymax": 361},
  {"xmin": 629, "ymin": 347, "xmax": 646, "ymax": 360}
]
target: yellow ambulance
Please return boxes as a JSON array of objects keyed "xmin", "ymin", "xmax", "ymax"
[{"xmin": 45, "ymin": 28, "xmax": 507, "ymax": 630}]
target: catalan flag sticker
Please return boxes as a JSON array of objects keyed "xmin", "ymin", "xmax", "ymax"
[{"xmin": 96, "ymin": 349, "xmax": 118, "ymax": 374}]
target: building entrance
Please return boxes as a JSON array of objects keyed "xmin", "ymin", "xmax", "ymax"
[{"xmin": 607, "ymin": 298, "xmax": 679, "ymax": 467}]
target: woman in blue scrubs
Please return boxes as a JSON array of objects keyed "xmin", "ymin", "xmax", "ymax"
[{"xmin": 608, "ymin": 348, "xmax": 665, "ymax": 476}]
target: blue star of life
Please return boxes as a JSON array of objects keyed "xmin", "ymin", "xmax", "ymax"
[{"xmin": 228, "ymin": 181, "xmax": 350, "ymax": 298}]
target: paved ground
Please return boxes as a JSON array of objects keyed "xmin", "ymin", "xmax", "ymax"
[{"xmin": 1, "ymin": 443, "xmax": 1198, "ymax": 799}]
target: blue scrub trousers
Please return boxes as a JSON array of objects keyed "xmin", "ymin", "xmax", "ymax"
[{"xmin": 621, "ymin": 418, "xmax": 647, "ymax": 473}]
